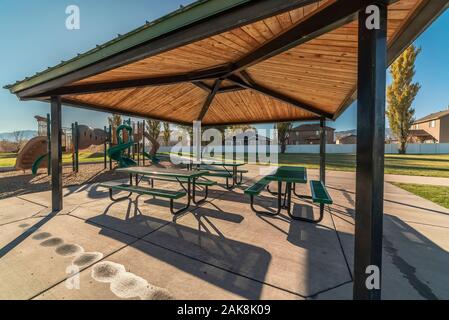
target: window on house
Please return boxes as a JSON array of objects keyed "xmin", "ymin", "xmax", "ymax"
[{"xmin": 430, "ymin": 120, "xmax": 436, "ymax": 128}]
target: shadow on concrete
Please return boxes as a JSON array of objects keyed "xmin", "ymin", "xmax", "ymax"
[
  {"xmin": 382, "ymin": 215, "xmax": 448, "ymax": 299},
  {"xmin": 0, "ymin": 210, "xmax": 58, "ymax": 259},
  {"xmin": 85, "ymin": 200, "xmax": 271, "ymax": 299}
]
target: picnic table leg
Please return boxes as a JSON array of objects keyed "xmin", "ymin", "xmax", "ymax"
[
  {"xmin": 292, "ymin": 183, "xmax": 312, "ymax": 200},
  {"xmin": 237, "ymin": 171, "xmax": 244, "ymax": 185},
  {"xmin": 170, "ymin": 178, "xmax": 192, "ymax": 219},
  {"xmin": 192, "ymin": 178, "xmax": 209, "ymax": 205},
  {"xmin": 249, "ymin": 181, "xmax": 282, "ymax": 216},
  {"xmin": 233, "ymin": 167, "xmax": 238, "ymax": 186},
  {"xmin": 108, "ymin": 188, "xmax": 132, "ymax": 202},
  {"xmin": 266, "ymin": 184, "xmax": 287, "ymax": 197},
  {"xmin": 286, "ymin": 182, "xmax": 324, "ymax": 224}
]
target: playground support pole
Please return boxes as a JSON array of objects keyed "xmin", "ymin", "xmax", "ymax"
[
  {"xmin": 51, "ymin": 96, "xmax": 63, "ymax": 212},
  {"xmin": 142, "ymin": 121, "xmax": 146, "ymax": 166},
  {"xmin": 104, "ymin": 126, "xmax": 107, "ymax": 170},
  {"xmin": 109, "ymin": 125, "xmax": 113, "ymax": 170},
  {"xmin": 71, "ymin": 123, "xmax": 75, "ymax": 172},
  {"xmin": 320, "ymin": 118, "xmax": 326, "ymax": 185},
  {"xmin": 74, "ymin": 122, "xmax": 79, "ymax": 173},
  {"xmin": 46, "ymin": 114, "xmax": 51, "ymax": 176}
]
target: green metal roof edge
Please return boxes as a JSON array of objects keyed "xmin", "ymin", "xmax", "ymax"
[{"xmin": 5, "ymin": 0, "xmax": 251, "ymax": 93}]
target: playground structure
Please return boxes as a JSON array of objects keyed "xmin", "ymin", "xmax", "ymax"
[
  {"xmin": 15, "ymin": 116, "xmax": 161, "ymax": 173},
  {"xmin": 107, "ymin": 119, "xmax": 161, "ymax": 169}
]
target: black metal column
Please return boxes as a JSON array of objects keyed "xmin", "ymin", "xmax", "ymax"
[
  {"xmin": 51, "ymin": 96, "xmax": 63, "ymax": 212},
  {"xmin": 354, "ymin": 2, "xmax": 388, "ymax": 300},
  {"xmin": 319, "ymin": 118, "xmax": 326, "ymax": 184}
]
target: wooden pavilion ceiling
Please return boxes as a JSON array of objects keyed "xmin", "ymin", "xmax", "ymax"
[{"xmin": 11, "ymin": 0, "xmax": 445, "ymax": 126}]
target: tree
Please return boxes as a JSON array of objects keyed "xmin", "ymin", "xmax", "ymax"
[
  {"xmin": 387, "ymin": 45, "xmax": 421, "ymax": 154},
  {"xmin": 227, "ymin": 125, "xmax": 253, "ymax": 136},
  {"xmin": 12, "ymin": 131, "xmax": 25, "ymax": 152},
  {"xmin": 146, "ymin": 120, "xmax": 161, "ymax": 141},
  {"xmin": 146, "ymin": 120, "xmax": 161, "ymax": 158},
  {"xmin": 108, "ymin": 114, "xmax": 122, "ymax": 144},
  {"xmin": 276, "ymin": 122, "xmax": 292, "ymax": 154},
  {"xmin": 162, "ymin": 122, "xmax": 171, "ymax": 146}
]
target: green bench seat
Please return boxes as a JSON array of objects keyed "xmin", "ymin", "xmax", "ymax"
[
  {"xmin": 99, "ymin": 182, "xmax": 186, "ymax": 199},
  {"xmin": 310, "ymin": 180, "xmax": 333, "ymax": 205},
  {"xmin": 244, "ymin": 178, "xmax": 270, "ymax": 196}
]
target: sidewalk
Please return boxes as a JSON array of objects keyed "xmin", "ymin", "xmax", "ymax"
[{"xmin": 385, "ymin": 174, "xmax": 449, "ymax": 186}]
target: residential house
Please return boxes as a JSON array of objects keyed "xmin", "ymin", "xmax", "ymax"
[
  {"xmin": 336, "ymin": 134, "xmax": 357, "ymax": 145},
  {"xmin": 288, "ymin": 124, "xmax": 335, "ymax": 145},
  {"xmin": 409, "ymin": 108, "xmax": 449, "ymax": 143},
  {"xmin": 225, "ymin": 131, "xmax": 271, "ymax": 146}
]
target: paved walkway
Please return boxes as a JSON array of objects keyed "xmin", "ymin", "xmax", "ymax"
[{"xmin": 0, "ymin": 165, "xmax": 448, "ymax": 300}]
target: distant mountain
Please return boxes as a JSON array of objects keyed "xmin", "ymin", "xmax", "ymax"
[{"xmin": 0, "ymin": 130, "xmax": 38, "ymax": 142}]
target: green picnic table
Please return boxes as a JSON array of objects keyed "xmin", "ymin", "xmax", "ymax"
[
  {"xmin": 244, "ymin": 166, "xmax": 332, "ymax": 223},
  {"xmin": 184, "ymin": 158, "xmax": 246, "ymax": 189},
  {"xmin": 99, "ymin": 167, "xmax": 211, "ymax": 219}
]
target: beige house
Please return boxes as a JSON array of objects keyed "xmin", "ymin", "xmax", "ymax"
[{"xmin": 410, "ymin": 109, "xmax": 449, "ymax": 143}]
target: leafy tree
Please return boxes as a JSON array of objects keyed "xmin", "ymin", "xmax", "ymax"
[
  {"xmin": 146, "ymin": 120, "xmax": 161, "ymax": 141},
  {"xmin": 162, "ymin": 122, "xmax": 171, "ymax": 146},
  {"xmin": 276, "ymin": 122, "xmax": 292, "ymax": 154},
  {"xmin": 387, "ymin": 45, "xmax": 421, "ymax": 154},
  {"xmin": 108, "ymin": 114, "xmax": 122, "ymax": 144}
]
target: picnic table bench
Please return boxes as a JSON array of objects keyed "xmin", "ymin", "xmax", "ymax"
[
  {"xmin": 244, "ymin": 166, "xmax": 332, "ymax": 223},
  {"xmin": 99, "ymin": 167, "xmax": 210, "ymax": 220},
  {"xmin": 145, "ymin": 176, "xmax": 217, "ymax": 205}
]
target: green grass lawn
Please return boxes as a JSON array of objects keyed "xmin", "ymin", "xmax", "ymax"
[
  {"xmin": 274, "ymin": 154, "xmax": 449, "ymax": 178},
  {"xmin": 166, "ymin": 152, "xmax": 449, "ymax": 178},
  {"xmin": 0, "ymin": 152, "xmax": 107, "ymax": 168},
  {"xmin": 392, "ymin": 183, "xmax": 449, "ymax": 209},
  {"xmin": 2, "ymin": 151, "xmax": 449, "ymax": 178}
]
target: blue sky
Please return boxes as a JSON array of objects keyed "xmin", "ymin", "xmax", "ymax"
[{"xmin": 0, "ymin": 1, "xmax": 447, "ymax": 133}]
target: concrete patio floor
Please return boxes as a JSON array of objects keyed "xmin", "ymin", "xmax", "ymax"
[{"xmin": 0, "ymin": 166, "xmax": 448, "ymax": 300}]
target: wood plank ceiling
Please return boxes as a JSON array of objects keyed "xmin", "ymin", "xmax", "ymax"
[{"xmin": 63, "ymin": 0, "xmax": 424, "ymax": 125}]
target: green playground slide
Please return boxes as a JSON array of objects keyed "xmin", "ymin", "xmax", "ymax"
[
  {"xmin": 108, "ymin": 124, "xmax": 137, "ymax": 168},
  {"xmin": 108, "ymin": 142, "xmax": 137, "ymax": 168},
  {"xmin": 32, "ymin": 153, "xmax": 48, "ymax": 175},
  {"xmin": 142, "ymin": 151, "xmax": 160, "ymax": 164}
]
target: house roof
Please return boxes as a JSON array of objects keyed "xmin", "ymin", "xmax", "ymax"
[
  {"xmin": 414, "ymin": 109, "xmax": 449, "ymax": 124},
  {"xmin": 225, "ymin": 131, "xmax": 271, "ymax": 141},
  {"xmin": 409, "ymin": 129, "xmax": 436, "ymax": 138},
  {"xmin": 337, "ymin": 134, "xmax": 357, "ymax": 139},
  {"xmin": 5, "ymin": 0, "xmax": 447, "ymax": 126},
  {"xmin": 292, "ymin": 124, "xmax": 335, "ymax": 131}
]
